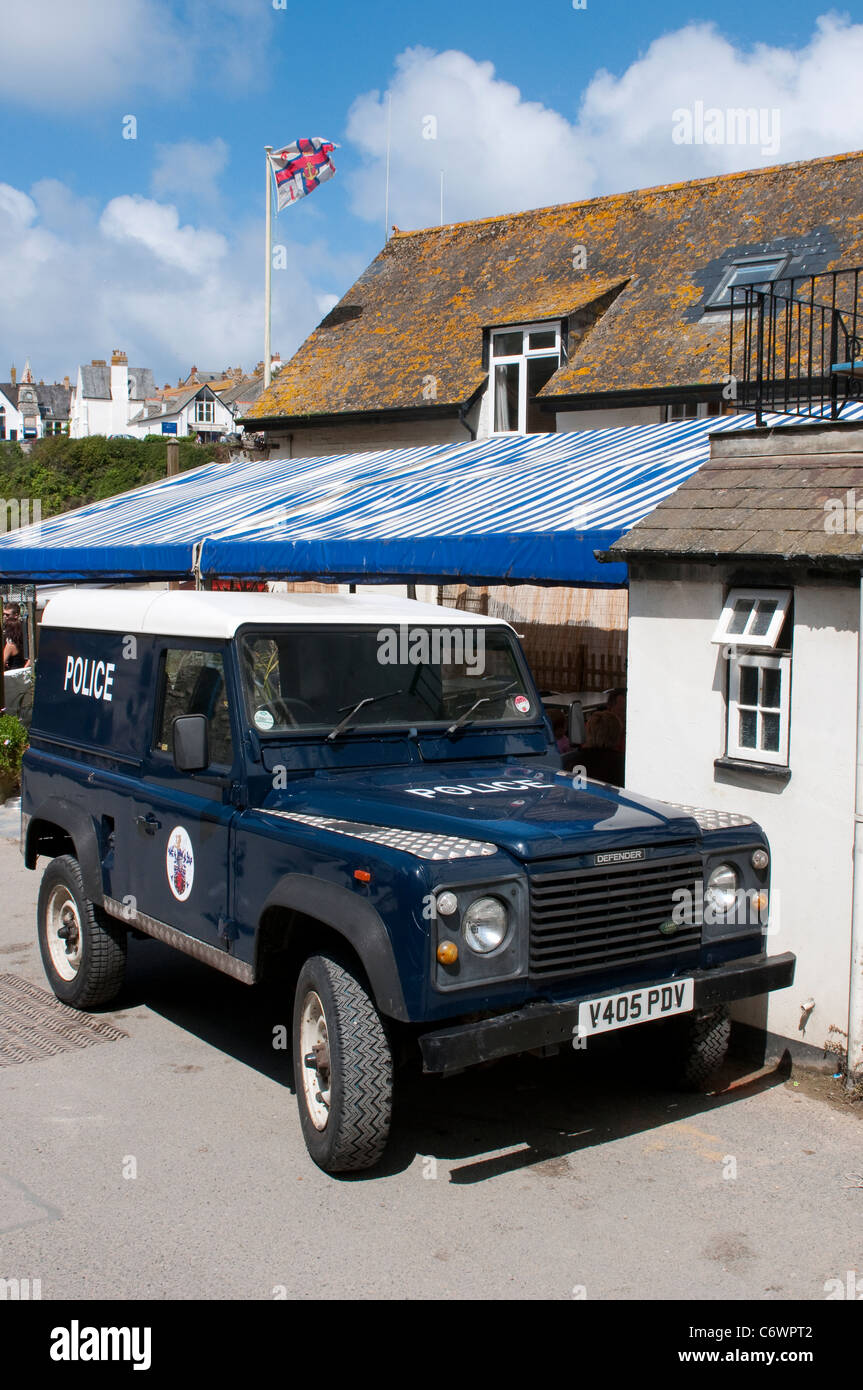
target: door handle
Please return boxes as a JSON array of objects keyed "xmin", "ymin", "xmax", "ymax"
[{"xmin": 135, "ymin": 814, "xmax": 162, "ymax": 835}]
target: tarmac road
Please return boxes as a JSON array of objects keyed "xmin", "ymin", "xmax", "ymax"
[{"xmin": 0, "ymin": 819, "xmax": 860, "ymax": 1302}]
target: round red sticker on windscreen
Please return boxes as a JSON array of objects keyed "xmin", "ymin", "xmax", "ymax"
[{"xmin": 514, "ymin": 695, "xmax": 531, "ymax": 714}]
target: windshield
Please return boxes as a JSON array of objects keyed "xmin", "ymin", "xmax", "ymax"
[{"xmin": 238, "ymin": 624, "xmax": 538, "ymax": 735}]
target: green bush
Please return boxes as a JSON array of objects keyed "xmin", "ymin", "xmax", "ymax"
[
  {"xmin": 0, "ymin": 435, "xmax": 229, "ymax": 519},
  {"xmin": 0, "ymin": 713, "xmax": 28, "ymax": 788}
]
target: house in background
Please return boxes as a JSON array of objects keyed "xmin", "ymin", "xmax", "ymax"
[
  {"xmin": 604, "ymin": 418, "xmax": 863, "ymax": 1071},
  {"xmin": 127, "ymin": 383, "xmax": 234, "ymax": 440},
  {"xmin": 218, "ymin": 370, "xmax": 271, "ymax": 429},
  {"xmin": 67, "ymin": 353, "xmax": 271, "ymax": 440},
  {"xmin": 0, "ymin": 363, "xmax": 71, "ymax": 441},
  {"xmin": 69, "ymin": 350, "xmax": 156, "ymax": 438},
  {"xmin": 244, "ymin": 150, "xmax": 863, "ymax": 457}
]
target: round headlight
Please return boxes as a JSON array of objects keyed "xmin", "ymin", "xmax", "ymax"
[
  {"xmin": 751, "ymin": 848, "xmax": 769, "ymax": 871},
  {"xmin": 462, "ymin": 897, "xmax": 509, "ymax": 954},
  {"xmin": 436, "ymin": 891, "xmax": 459, "ymax": 917},
  {"xmin": 706, "ymin": 863, "xmax": 739, "ymax": 914}
]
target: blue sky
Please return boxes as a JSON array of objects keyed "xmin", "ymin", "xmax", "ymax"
[{"xmin": 1, "ymin": 1, "xmax": 860, "ymax": 385}]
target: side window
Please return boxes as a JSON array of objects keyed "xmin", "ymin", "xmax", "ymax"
[
  {"xmin": 155, "ymin": 649, "xmax": 234, "ymax": 767},
  {"xmin": 727, "ymin": 651, "xmax": 791, "ymax": 765},
  {"xmin": 711, "ymin": 588, "xmax": 792, "ymax": 767}
]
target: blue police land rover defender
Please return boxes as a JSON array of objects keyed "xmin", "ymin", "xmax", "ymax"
[{"xmin": 22, "ymin": 590, "xmax": 794, "ymax": 1172}]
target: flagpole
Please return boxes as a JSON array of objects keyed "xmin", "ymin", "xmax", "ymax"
[
  {"xmin": 384, "ymin": 93, "xmax": 392, "ymax": 241},
  {"xmin": 264, "ymin": 145, "xmax": 273, "ymax": 390}
]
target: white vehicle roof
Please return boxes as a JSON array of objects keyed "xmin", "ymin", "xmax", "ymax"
[{"xmin": 40, "ymin": 589, "xmax": 515, "ymax": 639}]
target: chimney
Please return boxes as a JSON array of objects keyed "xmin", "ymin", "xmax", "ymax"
[
  {"xmin": 92, "ymin": 359, "xmax": 106, "ymax": 366},
  {"xmin": 63, "ymin": 376, "xmax": 70, "ymax": 390},
  {"xmin": 10, "ymin": 366, "xmax": 16, "ymax": 387},
  {"xmin": 110, "ymin": 350, "xmax": 129, "ymax": 407}
]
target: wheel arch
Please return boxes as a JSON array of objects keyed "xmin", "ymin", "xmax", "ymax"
[
  {"xmin": 256, "ymin": 874, "xmax": 409, "ymax": 1022},
  {"xmin": 25, "ymin": 799, "xmax": 103, "ymax": 901}
]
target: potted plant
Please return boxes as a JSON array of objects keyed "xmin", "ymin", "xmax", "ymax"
[{"xmin": 0, "ymin": 713, "xmax": 28, "ymax": 801}]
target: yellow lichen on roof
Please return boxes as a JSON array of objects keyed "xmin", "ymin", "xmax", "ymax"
[{"xmin": 246, "ymin": 150, "xmax": 863, "ymax": 421}]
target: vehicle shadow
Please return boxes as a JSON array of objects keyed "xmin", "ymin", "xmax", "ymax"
[{"xmin": 115, "ymin": 936, "xmax": 790, "ymax": 1183}]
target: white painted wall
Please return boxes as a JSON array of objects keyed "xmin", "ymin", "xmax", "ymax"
[
  {"xmin": 69, "ymin": 368, "xmax": 129, "ymax": 438},
  {"xmin": 0, "ymin": 387, "xmax": 24, "ymax": 441},
  {"xmin": 268, "ymin": 417, "xmax": 472, "ymax": 458},
  {"xmin": 625, "ymin": 572, "xmax": 858, "ymax": 1049},
  {"xmin": 556, "ymin": 406, "xmax": 664, "ymax": 431},
  {"xmin": 267, "ymin": 395, "xmax": 667, "ymax": 456}
]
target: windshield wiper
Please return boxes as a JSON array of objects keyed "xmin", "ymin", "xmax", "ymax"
[
  {"xmin": 326, "ymin": 690, "xmax": 405, "ymax": 742},
  {"xmin": 444, "ymin": 682, "xmax": 518, "ymax": 737}
]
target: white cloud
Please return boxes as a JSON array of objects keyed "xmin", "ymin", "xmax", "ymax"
[
  {"xmin": 0, "ymin": 0, "xmax": 187, "ymax": 107},
  {"xmin": 346, "ymin": 46, "xmax": 592, "ymax": 228},
  {"xmin": 0, "ymin": 180, "xmax": 363, "ymax": 383},
  {"xmin": 346, "ymin": 17, "xmax": 863, "ymax": 228},
  {"xmin": 0, "ymin": 0, "xmax": 273, "ymax": 109},
  {"xmin": 100, "ymin": 196, "xmax": 228, "ymax": 274},
  {"xmin": 151, "ymin": 139, "xmax": 231, "ymax": 205}
]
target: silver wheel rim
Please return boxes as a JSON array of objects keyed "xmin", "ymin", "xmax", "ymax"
[
  {"xmin": 300, "ymin": 990, "xmax": 331, "ymax": 1130},
  {"xmin": 45, "ymin": 885, "xmax": 83, "ymax": 982}
]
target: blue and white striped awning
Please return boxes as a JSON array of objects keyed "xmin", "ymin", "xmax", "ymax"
[{"xmin": 2, "ymin": 409, "xmax": 861, "ymax": 586}]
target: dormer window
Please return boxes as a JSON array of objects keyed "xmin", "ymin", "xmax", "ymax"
[
  {"xmin": 707, "ymin": 255, "xmax": 788, "ymax": 311},
  {"xmin": 491, "ymin": 322, "xmax": 561, "ymax": 434}
]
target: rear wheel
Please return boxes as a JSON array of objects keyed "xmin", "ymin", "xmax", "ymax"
[
  {"xmin": 37, "ymin": 855, "xmax": 126, "ymax": 1009},
  {"xmin": 292, "ymin": 953, "xmax": 393, "ymax": 1173}
]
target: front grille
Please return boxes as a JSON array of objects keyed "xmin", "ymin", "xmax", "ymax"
[{"xmin": 529, "ymin": 852, "xmax": 702, "ymax": 980}]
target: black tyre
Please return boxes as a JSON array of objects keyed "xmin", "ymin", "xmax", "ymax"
[
  {"xmin": 679, "ymin": 1005, "xmax": 731, "ymax": 1090},
  {"xmin": 292, "ymin": 952, "xmax": 393, "ymax": 1173},
  {"xmin": 37, "ymin": 855, "xmax": 126, "ymax": 1009}
]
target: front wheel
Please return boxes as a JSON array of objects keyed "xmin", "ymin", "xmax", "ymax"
[
  {"xmin": 37, "ymin": 855, "xmax": 127, "ymax": 1009},
  {"xmin": 292, "ymin": 953, "xmax": 393, "ymax": 1173},
  {"xmin": 678, "ymin": 1005, "xmax": 731, "ymax": 1090}
]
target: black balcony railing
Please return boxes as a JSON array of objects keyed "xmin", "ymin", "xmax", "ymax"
[{"xmin": 728, "ymin": 267, "xmax": 863, "ymax": 424}]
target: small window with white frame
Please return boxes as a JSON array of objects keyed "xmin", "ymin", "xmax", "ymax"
[
  {"xmin": 711, "ymin": 588, "xmax": 791, "ymax": 650},
  {"xmin": 195, "ymin": 398, "xmax": 215, "ymax": 424},
  {"xmin": 491, "ymin": 322, "xmax": 561, "ymax": 434},
  {"xmin": 713, "ymin": 587, "xmax": 793, "ymax": 767}
]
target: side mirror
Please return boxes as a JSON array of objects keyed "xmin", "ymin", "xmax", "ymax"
[
  {"xmin": 568, "ymin": 701, "xmax": 585, "ymax": 747},
  {"xmin": 173, "ymin": 714, "xmax": 209, "ymax": 772}
]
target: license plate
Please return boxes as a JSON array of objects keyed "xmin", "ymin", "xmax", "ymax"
[{"xmin": 577, "ymin": 979, "xmax": 694, "ymax": 1037}]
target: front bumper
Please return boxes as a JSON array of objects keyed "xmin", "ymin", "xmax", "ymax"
[{"xmin": 418, "ymin": 950, "xmax": 796, "ymax": 1074}]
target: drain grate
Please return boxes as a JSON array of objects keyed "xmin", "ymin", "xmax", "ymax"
[{"xmin": 0, "ymin": 974, "xmax": 127, "ymax": 1066}]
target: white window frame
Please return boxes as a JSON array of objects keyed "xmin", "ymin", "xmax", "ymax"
[
  {"xmin": 727, "ymin": 651, "xmax": 791, "ymax": 766},
  {"xmin": 711, "ymin": 587, "xmax": 791, "ymax": 650},
  {"xmin": 195, "ymin": 398, "xmax": 214, "ymax": 424},
  {"xmin": 490, "ymin": 321, "xmax": 561, "ymax": 435}
]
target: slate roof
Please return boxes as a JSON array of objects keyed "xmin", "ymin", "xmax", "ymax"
[
  {"xmin": 128, "ymin": 369, "xmax": 157, "ymax": 400},
  {"xmin": 218, "ymin": 374, "xmax": 266, "ymax": 408},
  {"xmin": 79, "ymin": 365, "xmax": 156, "ymax": 400},
  {"xmin": 246, "ymin": 150, "xmax": 863, "ymax": 425},
  {"xmin": 79, "ymin": 365, "xmax": 110, "ymax": 399},
  {"xmin": 607, "ymin": 421, "xmax": 863, "ymax": 566},
  {"xmin": 0, "ymin": 382, "xmax": 71, "ymax": 419},
  {"xmin": 128, "ymin": 384, "xmax": 225, "ymax": 424},
  {"xmin": 36, "ymin": 383, "xmax": 71, "ymax": 421}
]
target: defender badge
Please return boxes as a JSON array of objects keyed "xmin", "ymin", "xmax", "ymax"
[
  {"xmin": 166, "ymin": 826, "xmax": 195, "ymax": 902},
  {"xmin": 594, "ymin": 848, "xmax": 645, "ymax": 865}
]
